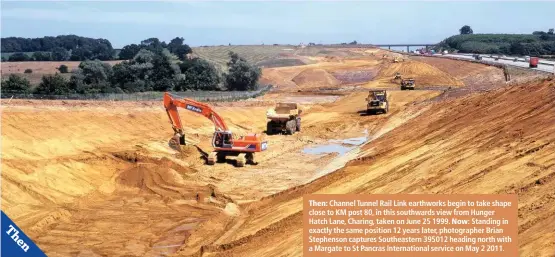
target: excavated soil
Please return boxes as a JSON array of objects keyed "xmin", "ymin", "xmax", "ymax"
[{"xmin": 2, "ymin": 48, "xmax": 554, "ymax": 257}]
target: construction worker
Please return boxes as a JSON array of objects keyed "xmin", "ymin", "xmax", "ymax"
[{"xmin": 503, "ymin": 65, "xmax": 511, "ymax": 82}]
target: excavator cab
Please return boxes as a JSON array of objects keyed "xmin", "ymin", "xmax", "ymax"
[{"xmin": 213, "ymin": 131, "xmax": 233, "ymax": 148}]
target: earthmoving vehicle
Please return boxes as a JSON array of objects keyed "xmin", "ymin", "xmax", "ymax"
[
  {"xmin": 266, "ymin": 102, "xmax": 302, "ymax": 135},
  {"xmin": 400, "ymin": 78, "xmax": 415, "ymax": 90},
  {"xmin": 366, "ymin": 90, "xmax": 389, "ymax": 114},
  {"xmin": 164, "ymin": 92, "xmax": 268, "ymax": 167},
  {"xmin": 529, "ymin": 57, "xmax": 539, "ymax": 68},
  {"xmin": 394, "ymin": 72, "xmax": 402, "ymax": 80}
]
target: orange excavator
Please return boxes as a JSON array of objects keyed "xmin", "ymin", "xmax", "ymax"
[{"xmin": 164, "ymin": 92, "xmax": 268, "ymax": 167}]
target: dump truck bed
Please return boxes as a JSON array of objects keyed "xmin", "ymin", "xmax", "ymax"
[{"xmin": 266, "ymin": 103, "xmax": 299, "ymax": 120}]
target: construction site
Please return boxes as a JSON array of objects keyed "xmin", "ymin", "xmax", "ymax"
[{"xmin": 2, "ymin": 46, "xmax": 555, "ymax": 257}]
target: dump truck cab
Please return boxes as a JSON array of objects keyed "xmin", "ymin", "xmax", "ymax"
[
  {"xmin": 366, "ymin": 90, "xmax": 389, "ymax": 114},
  {"xmin": 266, "ymin": 102, "xmax": 302, "ymax": 135},
  {"xmin": 400, "ymin": 78, "xmax": 415, "ymax": 90}
]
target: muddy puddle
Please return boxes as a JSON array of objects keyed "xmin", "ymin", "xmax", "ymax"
[{"xmin": 303, "ymin": 130, "xmax": 369, "ymax": 156}]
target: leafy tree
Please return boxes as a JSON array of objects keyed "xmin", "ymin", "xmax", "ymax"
[
  {"xmin": 349, "ymin": 40, "xmax": 358, "ymax": 45},
  {"xmin": 51, "ymin": 47, "xmax": 69, "ymax": 61},
  {"xmin": 166, "ymin": 37, "xmax": 192, "ymax": 60},
  {"xmin": 78, "ymin": 60, "xmax": 113, "ymax": 84},
  {"xmin": 33, "ymin": 52, "xmax": 52, "ymax": 61},
  {"xmin": 58, "ymin": 64, "xmax": 69, "ymax": 73},
  {"xmin": 177, "ymin": 57, "xmax": 221, "ymax": 90},
  {"xmin": 34, "ymin": 73, "xmax": 71, "ymax": 95},
  {"xmin": 227, "ymin": 51, "xmax": 246, "ymax": 66},
  {"xmin": 8, "ymin": 53, "xmax": 30, "ymax": 62},
  {"xmin": 68, "ymin": 60, "xmax": 116, "ymax": 94},
  {"xmin": 118, "ymin": 44, "xmax": 142, "ymax": 60},
  {"xmin": 70, "ymin": 46, "xmax": 93, "ymax": 61},
  {"xmin": 1, "ymin": 74, "xmax": 32, "ymax": 94},
  {"xmin": 133, "ymin": 49, "xmax": 157, "ymax": 63},
  {"xmin": 459, "ymin": 25, "xmax": 473, "ymax": 35},
  {"xmin": 168, "ymin": 37, "xmax": 184, "ymax": 52},
  {"xmin": 141, "ymin": 38, "xmax": 164, "ymax": 52},
  {"xmin": 149, "ymin": 49, "xmax": 180, "ymax": 91},
  {"xmin": 173, "ymin": 45, "xmax": 192, "ymax": 61},
  {"xmin": 110, "ymin": 49, "xmax": 180, "ymax": 92},
  {"xmin": 549, "ymin": 29, "xmax": 554, "ymax": 35},
  {"xmin": 225, "ymin": 51, "xmax": 261, "ymax": 91}
]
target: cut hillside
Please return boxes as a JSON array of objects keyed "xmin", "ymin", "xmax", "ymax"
[
  {"xmin": 189, "ymin": 78, "xmax": 555, "ymax": 257},
  {"xmin": 410, "ymin": 56, "xmax": 497, "ymax": 79}
]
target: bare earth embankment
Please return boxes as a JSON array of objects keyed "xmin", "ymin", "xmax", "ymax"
[{"xmin": 2, "ymin": 47, "xmax": 554, "ymax": 257}]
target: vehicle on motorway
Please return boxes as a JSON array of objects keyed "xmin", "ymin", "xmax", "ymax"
[
  {"xmin": 524, "ymin": 56, "xmax": 530, "ymax": 61},
  {"xmin": 473, "ymin": 54, "xmax": 482, "ymax": 60},
  {"xmin": 529, "ymin": 57, "xmax": 539, "ymax": 68}
]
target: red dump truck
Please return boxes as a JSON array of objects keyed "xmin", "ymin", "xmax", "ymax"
[{"xmin": 529, "ymin": 57, "xmax": 539, "ymax": 68}]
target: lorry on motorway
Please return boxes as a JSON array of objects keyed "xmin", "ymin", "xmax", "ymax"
[{"xmin": 529, "ymin": 57, "xmax": 539, "ymax": 68}]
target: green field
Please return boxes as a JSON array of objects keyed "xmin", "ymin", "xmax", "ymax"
[{"xmin": 191, "ymin": 45, "xmax": 302, "ymax": 70}]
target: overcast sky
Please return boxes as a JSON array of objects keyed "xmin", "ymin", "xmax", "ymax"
[{"xmin": 1, "ymin": 1, "xmax": 554, "ymax": 48}]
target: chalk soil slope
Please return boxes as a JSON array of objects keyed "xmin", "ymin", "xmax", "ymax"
[
  {"xmin": 194, "ymin": 78, "xmax": 555, "ymax": 257},
  {"xmin": 2, "ymin": 49, "xmax": 554, "ymax": 257}
]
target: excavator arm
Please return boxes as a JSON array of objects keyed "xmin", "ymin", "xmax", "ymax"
[{"xmin": 163, "ymin": 92, "xmax": 229, "ymax": 138}]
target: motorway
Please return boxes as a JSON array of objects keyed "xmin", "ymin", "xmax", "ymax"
[{"xmin": 437, "ymin": 53, "xmax": 555, "ymax": 73}]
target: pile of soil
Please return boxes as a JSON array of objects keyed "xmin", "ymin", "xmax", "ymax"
[{"xmin": 292, "ymin": 68, "xmax": 340, "ymax": 88}]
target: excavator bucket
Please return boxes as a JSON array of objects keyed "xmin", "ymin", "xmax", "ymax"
[{"xmin": 169, "ymin": 134, "xmax": 185, "ymax": 152}]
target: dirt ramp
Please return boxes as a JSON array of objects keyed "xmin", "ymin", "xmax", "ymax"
[
  {"xmin": 378, "ymin": 60, "xmax": 463, "ymax": 87},
  {"xmin": 292, "ymin": 68, "xmax": 340, "ymax": 88}
]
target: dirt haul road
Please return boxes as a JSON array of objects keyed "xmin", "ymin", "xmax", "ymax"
[{"xmin": 1, "ymin": 48, "xmax": 554, "ymax": 257}]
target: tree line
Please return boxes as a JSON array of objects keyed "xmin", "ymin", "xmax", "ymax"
[
  {"xmin": 2, "ymin": 35, "xmax": 114, "ymax": 61},
  {"xmin": 1, "ymin": 49, "xmax": 261, "ymax": 95},
  {"xmin": 1, "ymin": 35, "xmax": 194, "ymax": 62},
  {"xmin": 436, "ymin": 26, "xmax": 555, "ymax": 56}
]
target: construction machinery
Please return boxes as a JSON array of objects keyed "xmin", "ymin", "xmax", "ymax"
[
  {"xmin": 400, "ymin": 78, "xmax": 415, "ymax": 90},
  {"xmin": 473, "ymin": 54, "xmax": 482, "ymax": 60},
  {"xmin": 164, "ymin": 92, "xmax": 268, "ymax": 167},
  {"xmin": 366, "ymin": 90, "xmax": 389, "ymax": 114},
  {"xmin": 266, "ymin": 102, "xmax": 302, "ymax": 135}
]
